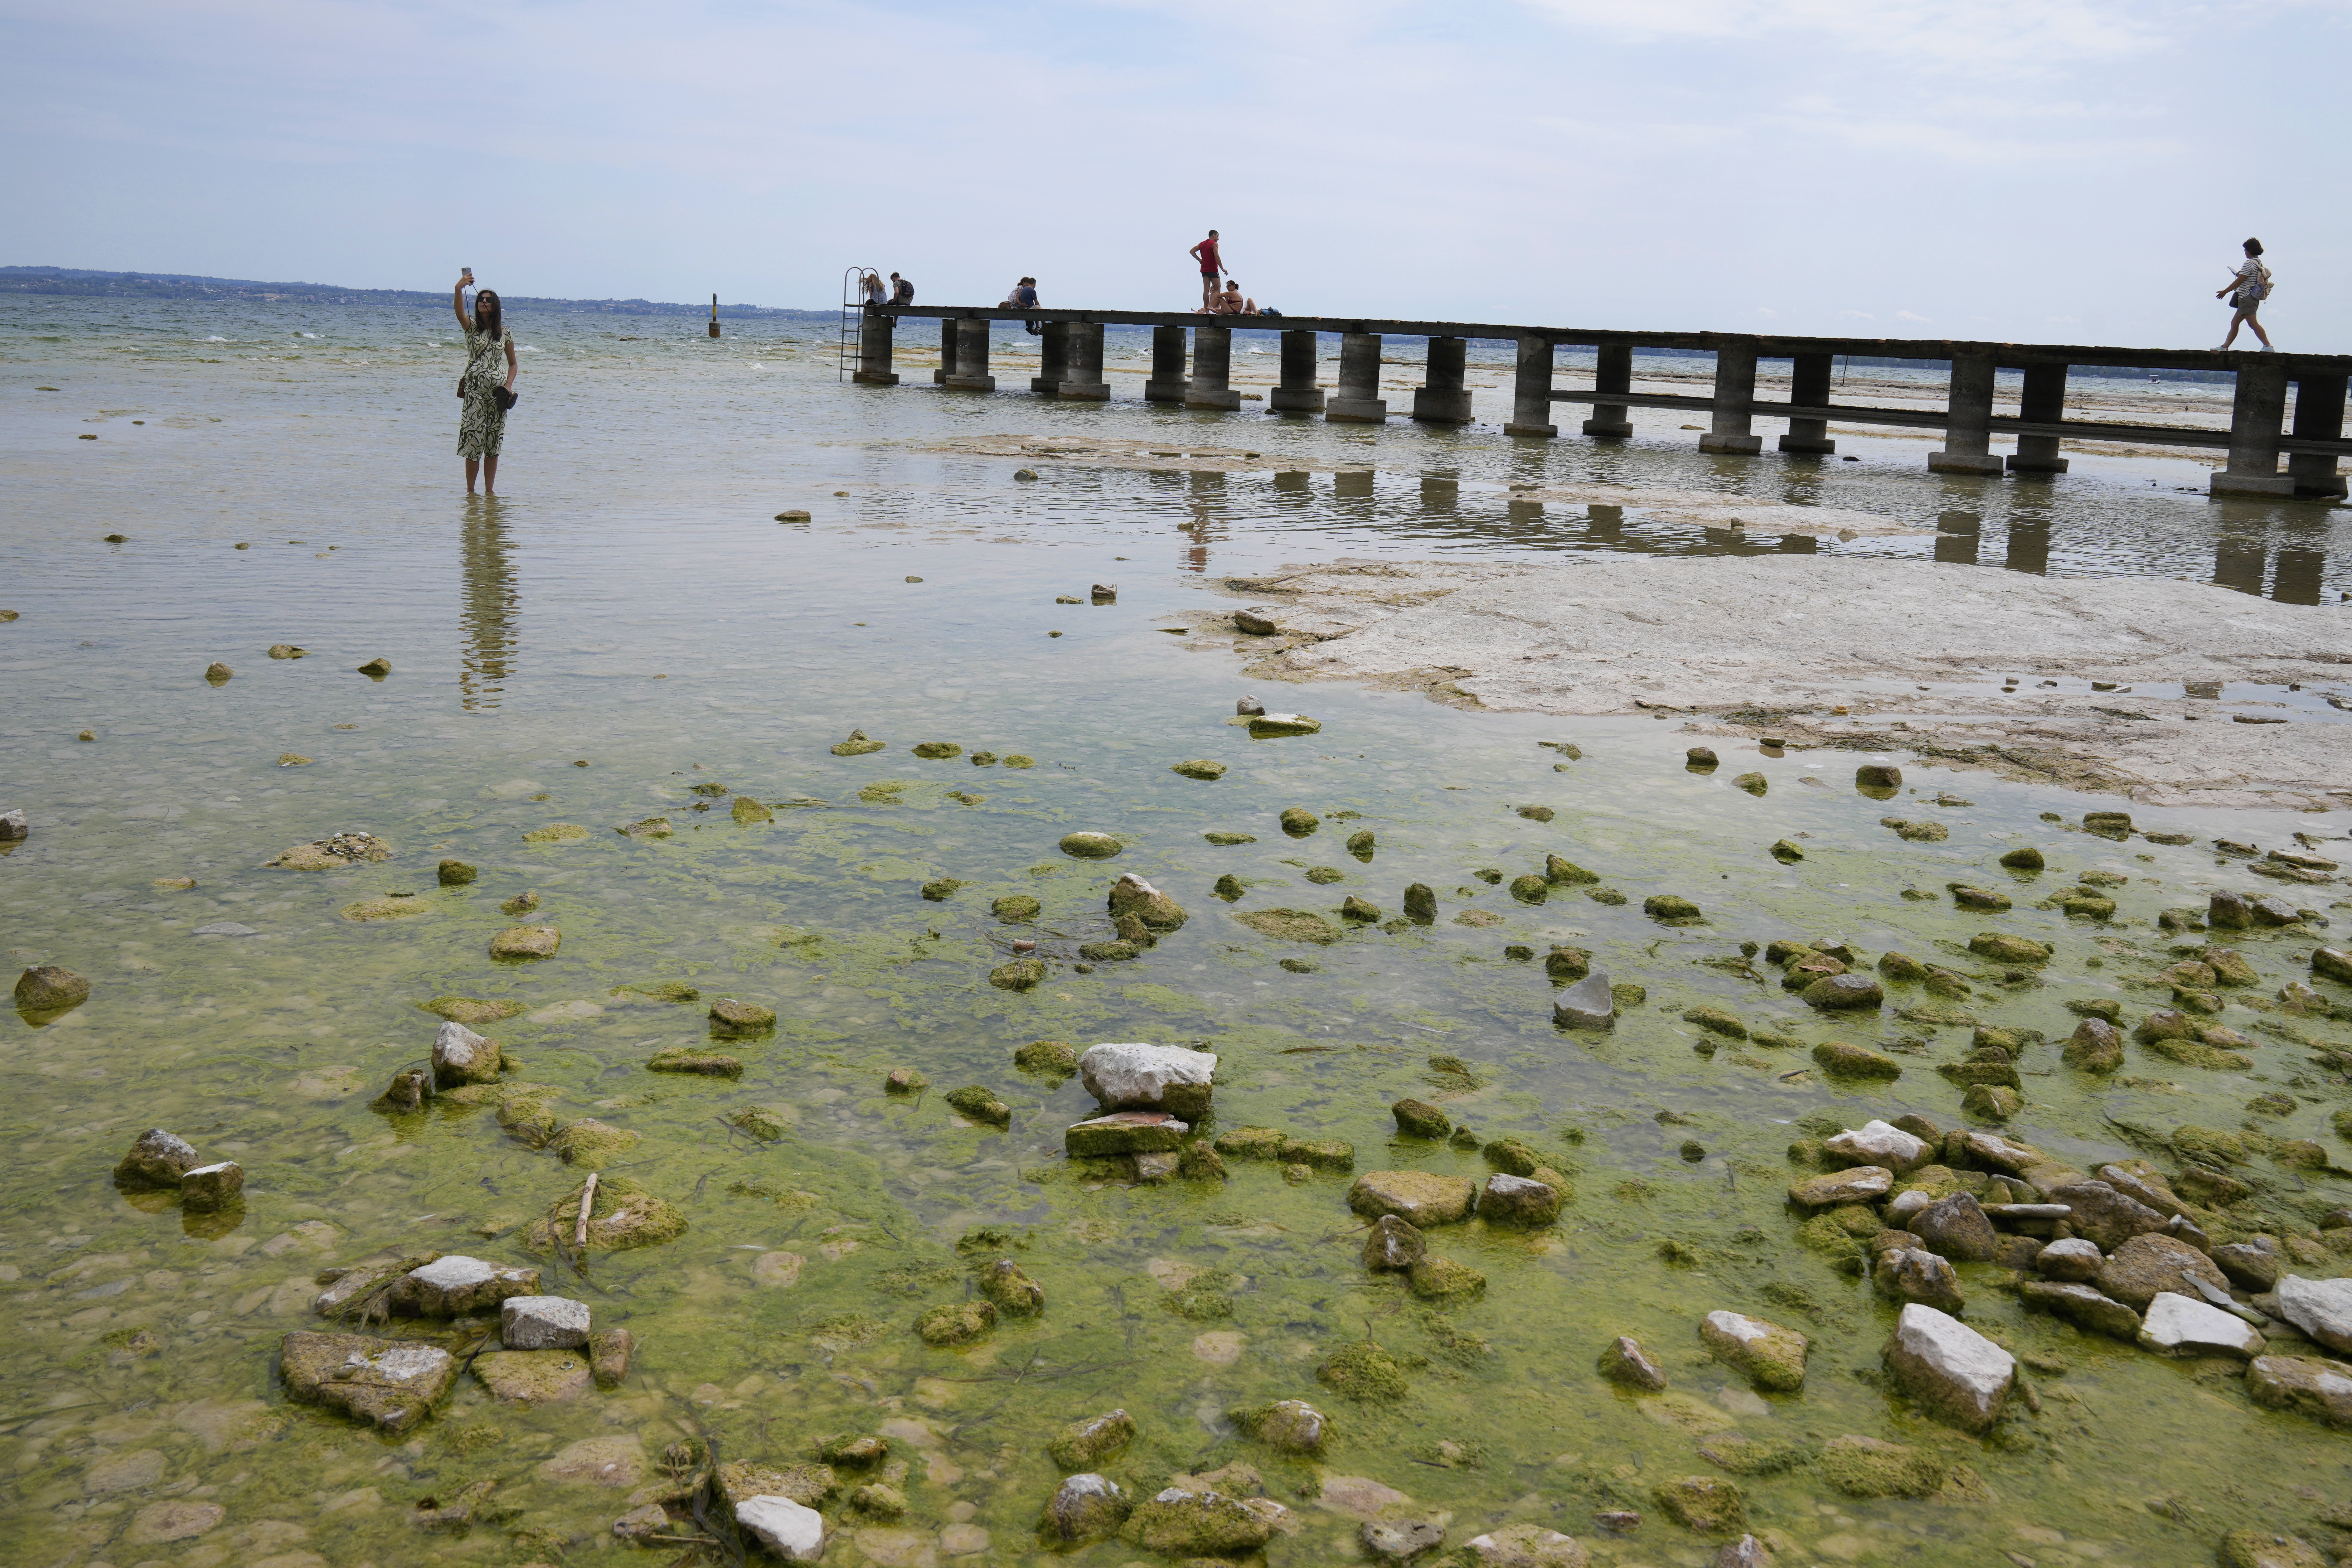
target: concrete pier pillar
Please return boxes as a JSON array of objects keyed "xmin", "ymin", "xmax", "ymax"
[
  {"xmin": 852, "ymin": 311, "xmax": 898, "ymax": 386},
  {"xmin": 1583, "ymin": 344, "xmax": 1632, "ymax": 439},
  {"xmin": 1928, "ymin": 354, "xmax": 2005, "ymax": 475},
  {"xmin": 943, "ymin": 318, "xmax": 995, "ymax": 392},
  {"xmin": 2211, "ymin": 360, "xmax": 2293, "ymax": 497},
  {"xmin": 1031, "ymin": 322, "xmax": 1068, "ymax": 393},
  {"xmin": 2007, "ymin": 362, "xmax": 2070, "ymax": 474},
  {"xmin": 1410, "ymin": 337, "xmax": 1473, "ymax": 424},
  {"xmin": 934, "ymin": 317, "xmax": 957, "ymax": 384},
  {"xmin": 1327, "ymin": 333, "xmax": 1389, "ymax": 423},
  {"xmin": 1059, "ymin": 322, "xmax": 1111, "ymax": 400},
  {"xmin": 1144, "ymin": 325, "xmax": 1189, "ymax": 404},
  {"xmin": 1186, "ymin": 325, "xmax": 1242, "ymax": 410},
  {"xmin": 2288, "ymin": 372, "xmax": 2348, "ymax": 498},
  {"xmin": 1777, "ymin": 352, "xmax": 1834, "ymax": 454},
  {"xmin": 1506, "ymin": 336, "xmax": 1557, "ymax": 437},
  {"xmin": 1698, "ymin": 342, "xmax": 1763, "ymax": 455},
  {"xmin": 1270, "ymin": 329, "xmax": 1324, "ymax": 413}
]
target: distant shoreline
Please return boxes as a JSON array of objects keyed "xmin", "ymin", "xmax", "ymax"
[{"xmin": 0, "ymin": 265, "xmax": 826, "ymax": 319}]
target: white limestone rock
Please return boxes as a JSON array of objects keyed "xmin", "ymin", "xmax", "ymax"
[
  {"xmin": 501, "ymin": 1294, "xmax": 592, "ymax": 1350},
  {"xmin": 1552, "ymin": 970, "xmax": 1615, "ymax": 1031},
  {"xmin": 1078, "ymin": 1043, "xmax": 1218, "ymax": 1119},
  {"xmin": 2036, "ymin": 1238, "xmax": 2104, "ymax": 1282},
  {"xmin": 431, "ymin": 1021, "xmax": 502, "ymax": 1086},
  {"xmin": 2137, "ymin": 1290, "xmax": 2266, "ymax": 1359},
  {"xmin": 736, "ymin": 1494, "xmax": 826, "ymax": 1560},
  {"xmin": 2275, "ymin": 1275, "xmax": 2352, "ymax": 1353},
  {"xmin": 1824, "ymin": 1119, "xmax": 1930, "ymax": 1174},
  {"xmin": 399, "ymin": 1255, "xmax": 539, "ymax": 1316},
  {"xmin": 1881, "ymin": 1303, "xmax": 2014, "ymax": 1433}
]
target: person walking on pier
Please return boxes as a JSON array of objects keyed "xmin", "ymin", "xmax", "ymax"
[
  {"xmin": 2214, "ymin": 238, "xmax": 2275, "ymax": 351},
  {"xmin": 1189, "ymin": 230, "xmax": 1222, "ymax": 310}
]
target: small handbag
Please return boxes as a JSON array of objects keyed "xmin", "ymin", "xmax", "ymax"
[{"xmin": 493, "ymin": 386, "xmax": 518, "ymax": 412}]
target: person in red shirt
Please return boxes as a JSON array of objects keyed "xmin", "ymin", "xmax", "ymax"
[{"xmin": 1188, "ymin": 230, "xmax": 1222, "ymax": 310}]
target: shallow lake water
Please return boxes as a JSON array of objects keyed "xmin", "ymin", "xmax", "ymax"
[{"xmin": 4, "ymin": 298, "xmax": 2351, "ymax": 1568}]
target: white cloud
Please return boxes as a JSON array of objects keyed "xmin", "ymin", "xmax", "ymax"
[
  {"xmin": 1515, "ymin": 0, "xmax": 2175, "ymax": 73},
  {"xmin": 1755, "ymin": 307, "xmax": 1780, "ymax": 317},
  {"xmin": 1839, "ymin": 310, "xmax": 1877, "ymax": 321},
  {"xmin": 1896, "ymin": 310, "xmax": 1933, "ymax": 323}
]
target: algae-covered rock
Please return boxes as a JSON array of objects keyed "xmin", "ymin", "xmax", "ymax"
[
  {"xmin": 1597, "ymin": 1335, "xmax": 1668, "ymax": 1392},
  {"xmin": 1015, "ymin": 1040, "xmax": 1078, "ymax": 1076},
  {"xmin": 1172, "ymin": 760, "xmax": 1227, "ymax": 780},
  {"xmin": 1542, "ymin": 854, "xmax": 1597, "ymax": 885},
  {"xmin": 1812, "ymin": 1040, "xmax": 1900, "ymax": 1079},
  {"xmin": 718, "ymin": 1458, "xmax": 838, "ymax": 1509},
  {"xmin": 2247, "ymin": 1355, "xmax": 2352, "ymax": 1430},
  {"xmin": 1969, "ymin": 932, "xmax": 2052, "ymax": 964},
  {"xmin": 1682, "ymin": 1005, "xmax": 1746, "ymax": 1039},
  {"xmin": 432, "ymin": 1020, "xmax": 502, "ymax": 1086},
  {"xmin": 1408, "ymin": 1255, "xmax": 1486, "ymax": 1301},
  {"xmin": 1484, "ymin": 1136, "xmax": 1542, "ymax": 1176},
  {"xmin": 1349, "ymin": 1170, "xmax": 1477, "ymax": 1226},
  {"xmin": 1999, "ymin": 845, "xmax": 2046, "ymax": 870},
  {"xmin": 1818, "ymin": 1434, "xmax": 1946, "ymax": 1499},
  {"xmin": 944, "ymin": 1086, "xmax": 1013, "ymax": 1126},
  {"xmin": 522, "ymin": 822, "xmax": 589, "ymax": 844},
  {"xmin": 912, "ymin": 741, "xmax": 963, "ymax": 759},
  {"xmin": 1214, "ymin": 1126, "xmax": 1289, "ymax": 1160},
  {"xmin": 915, "ymin": 1300, "xmax": 997, "ymax": 1346},
  {"xmin": 474, "ymin": 1348, "xmax": 593, "ymax": 1405},
  {"xmin": 1279, "ymin": 1136, "xmax": 1354, "ymax": 1169},
  {"xmin": 990, "ymin": 958, "xmax": 1045, "ymax": 991},
  {"xmin": 1881, "ymin": 1303, "xmax": 2014, "ymax": 1433},
  {"xmin": 2063, "ymin": 1017, "xmax": 2124, "ymax": 1072},
  {"xmin": 1127, "ymin": 1485, "xmax": 1277, "ymax": 1557},
  {"xmin": 1066, "ymin": 1111, "xmax": 1187, "ymax": 1156},
  {"xmin": 1644, "ymin": 893, "xmax": 1703, "ymax": 923},
  {"xmin": 490, "ymin": 925, "xmax": 560, "ymax": 960},
  {"xmin": 1770, "ymin": 839, "xmax": 1805, "ymax": 863},
  {"xmin": 978, "ymin": 1259, "xmax": 1045, "ymax": 1316},
  {"xmin": 1392, "ymin": 1098, "xmax": 1451, "ymax": 1139},
  {"xmin": 1363, "ymin": 1214, "xmax": 1426, "ymax": 1271},
  {"xmin": 618, "ymin": 816, "xmax": 673, "ymax": 838},
  {"xmin": 420, "ymin": 995, "xmax": 526, "ymax": 1024},
  {"xmin": 1804, "ymin": 973, "xmax": 1883, "ymax": 1010},
  {"xmin": 15, "ymin": 964, "xmax": 90, "ymax": 1015},
  {"xmin": 525, "ymin": 1176, "xmax": 687, "ymax": 1253},
  {"xmin": 265, "ymin": 831, "xmax": 394, "ymax": 869},
  {"xmin": 1060, "ymin": 831, "xmax": 1122, "ymax": 859},
  {"xmin": 1341, "ymin": 893, "xmax": 1382, "ymax": 921},
  {"xmin": 1403, "ymin": 882, "xmax": 1438, "ymax": 921},
  {"xmin": 1041, "ymin": 1473, "xmax": 1129, "ymax": 1543},
  {"xmin": 1478, "ymin": 1173, "xmax": 1562, "ymax": 1226},
  {"xmin": 1317, "ymin": 1340, "xmax": 1410, "ymax": 1403},
  {"xmin": 1234, "ymin": 907, "xmax": 1342, "ymax": 944},
  {"xmin": 1049, "ymin": 1410, "xmax": 1136, "ymax": 1469},
  {"xmin": 647, "ymin": 1047, "xmax": 742, "ymax": 1078},
  {"xmin": 1109, "ymin": 872, "xmax": 1186, "ymax": 930},
  {"xmin": 278, "ymin": 1332, "xmax": 455, "ymax": 1435},
  {"xmin": 1464, "ymin": 1523, "xmax": 1593, "ymax": 1566},
  {"xmin": 710, "ymin": 998, "xmax": 776, "ymax": 1035},
  {"xmin": 1948, "ymin": 884, "xmax": 2013, "ymax": 911},
  {"xmin": 1652, "ymin": 1474, "xmax": 1746, "ymax": 1534},
  {"xmin": 549, "ymin": 1119, "xmax": 640, "ymax": 1168},
  {"xmin": 729, "ymin": 796, "xmax": 774, "ymax": 824},
  {"xmin": 1509, "ymin": 874, "xmax": 1549, "ymax": 903},
  {"xmin": 1699, "ymin": 1311, "xmax": 1807, "ymax": 1392},
  {"xmin": 114, "ymin": 1128, "xmax": 199, "ymax": 1188},
  {"xmin": 1249, "ymin": 713, "xmax": 1321, "ymax": 737},
  {"xmin": 831, "ymin": 729, "xmax": 885, "ymax": 756},
  {"xmin": 1729, "ymin": 772, "xmax": 1767, "ymax": 797},
  {"xmin": 435, "ymin": 858, "xmax": 478, "ymax": 886}
]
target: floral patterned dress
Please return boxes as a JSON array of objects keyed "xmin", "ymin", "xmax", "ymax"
[{"xmin": 457, "ymin": 324, "xmax": 512, "ymax": 458}]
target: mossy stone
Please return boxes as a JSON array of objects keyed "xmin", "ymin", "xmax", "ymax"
[
  {"xmin": 1518, "ymin": 804, "xmax": 1556, "ymax": 822},
  {"xmin": 1969, "ymin": 932, "xmax": 2053, "ymax": 964},
  {"xmin": 1279, "ymin": 1137, "xmax": 1354, "ymax": 1170},
  {"xmin": 709, "ymin": 998, "xmax": 776, "ymax": 1035},
  {"xmin": 521, "ymin": 823, "xmax": 589, "ymax": 844},
  {"xmin": 920, "ymin": 878, "xmax": 970, "ymax": 901},
  {"xmin": 1771, "ymin": 839, "xmax": 1805, "ymax": 862},
  {"xmin": 1059, "ymin": 832, "xmax": 1122, "ymax": 859},
  {"xmin": 1730, "ymin": 772, "xmax": 1768, "ymax": 796},
  {"xmin": 1214, "ymin": 1127, "xmax": 1289, "ymax": 1160},
  {"xmin": 1392, "ymin": 1099, "xmax": 1450, "ymax": 1138},
  {"xmin": 1818, "ymin": 1435, "xmax": 1945, "ymax": 1499},
  {"xmin": 1317, "ymin": 1340, "xmax": 1409, "ymax": 1403},
  {"xmin": 1171, "ymin": 760, "xmax": 1227, "ymax": 780},
  {"xmin": 1346, "ymin": 829, "xmax": 1376, "ymax": 854},
  {"xmin": 1341, "ymin": 894, "xmax": 1381, "ymax": 922},
  {"xmin": 1205, "ymin": 831, "xmax": 1256, "ymax": 845},
  {"xmin": 944, "ymin": 1086, "xmax": 1013, "ymax": 1125},
  {"xmin": 1813, "ymin": 1040, "xmax": 1901, "ymax": 1079},
  {"xmin": 1509, "ymin": 874, "xmax": 1548, "ymax": 904},
  {"xmin": 437, "ymin": 858, "xmax": 477, "ymax": 886},
  {"xmin": 1644, "ymin": 893, "xmax": 1702, "ymax": 922},
  {"xmin": 647, "ymin": 1048, "xmax": 743, "ymax": 1078},
  {"xmin": 1544, "ymin": 855, "xmax": 1598, "ymax": 885},
  {"xmin": 525, "ymin": 1176, "xmax": 687, "ymax": 1252},
  {"xmin": 912, "ymin": 742, "xmax": 963, "ymax": 759},
  {"xmin": 1047, "ymin": 1410, "xmax": 1135, "ymax": 1470},
  {"xmin": 993, "ymin": 894, "xmax": 1041, "ymax": 921},
  {"xmin": 978, "ymin": 1259, "xmax": 1045, "ymax": 1315},
  {"xmin": 831, "ymin": 730, "xmax": 885, "ymax": 756},
  {"xmin": 1279, "ymin": 807, "xmax": 1320, "ymax": 836},
  {"xmin": 1653, "ymin": 1475, "xmax": 1746, "ymax": 1534},
  {"xmin": 1962, "ymin": 1084, "xmax": 2023, "ymax": 1120},
  {"xmin": 1408, "ymin": 1256, "xmax": 1486, "ymax": 1301},
  {"xmin": 1079, "ymin": 940, "xmax": 1142, "ymax": 962},
  {"xmin": 1682, "ymin": 1005, "xmax": 1746, "ymax": 1039},
  {"xmin": 914, "ymin": 1300, "xmax": 997, "ymax": 1345},
  {"xmin": 989, "ymin": 959, "xmax": 1045, "ymax": 991},
  {"xmin": 1484, "ymin": 1136, "xmax": 1542, "ymax": 1176},
  {"xmin": 1015, "ymin": 1040, "xmax": 1078, "ymax": 1076},
  {"xmin": 549, "ymin": 1118, "xmax": 642, "ymax": 1168},
  {"xmin": 1545, "ymin": 946, "xmax": 1591, "ymax": 980},
  {"xmin": 2000, "ymin": 845, "xmax": 2046, "ymax": 870},
  {"xmin": 1234, "ymin": 908, "xmax": 1343, "ymax": 944}
]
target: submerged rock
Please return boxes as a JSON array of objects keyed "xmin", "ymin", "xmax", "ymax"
[
  {"xmin": 647, "ymin": 1048, "xmax": 742, "ymax": 1077},
  {"xmin": 1171, "ymin": 759, "xmax": 1227, "ymax": 780},
  {"xmin": 1127, "ymin": 1485, "xmax": 1278, "ymax": 1557},
  {"xmin": 978, "ymin": 1259, "xmax": 1046, "ymax": 1316},
  {"xmin": 278, "ymin": 1332, "xmax": 454, "ymax": 1435},
  {"xmin": 1060, "ymin": 831, "xmax": 1123, "ymax": 859},
  {"xmin": 1553, "ymin": 971, "xmax": 1616, "ymax": 1031},
  {"xmin": 944, "ymin": 1086, "xmax": 1013, "ymax": 1125},
  {"xmin": 1465, "ymin": 1523, "xmax": 1592, "ymax": 1566},
  {"xmin": 709, "ymin": 997, "xmax": 776, "ymax": 1034},
  {"xmin": 489, "ymin": 925, "xmax": 560, "ymax": 960},
  {"xmin": 1350, "ymin": 1170, "xmax": 1477, "ymax": 1227},
  {"xmin": 1597, "ymin": 1335, "xmax": 1668, "ymax": 1392},
  {"xmin": 524, "ymin": 1176, "xmax": 687, "ymax": 1252},
  {"xmin": 1109, "ymin": 872, "xmax": 1186, "ymax": 929},
  {"xmin": 1238, "ymin": 1398, "xmax": 1328, "ymax": 1454},
  {"xmin": 1700, "ymin": 1311, "xmax": 1807, "ymax": 1392},
  {"xmin": 2248, "ymin": 1355, "xmax": 2352, "ymax": 1429},
  {"xmin": 17, "ymin": 964, "xmax": 91, "ymax": 1012},
  {"xmin": 1048, "ymin": 1410, "xmax": 1135, "ymax": 1470},
  {"xmin": 1065, "ymin": 1111, "xmax": 1187, "ymax": 1156},
  {"xmin": 1040, "ymin": 1473, "xmax": 1129, "ymax": 1543},
  {"xmin": 1653, "ymin": 1475, "xmax": 1745, "ymax": 1534},
  {"xmin": 1234, "ymin": 907, "xmax": 1343, "ymax": 944},
  {"xmin": 1818, "ymin": 1434, "xmax": 1944, "ymax": 1499},
  {"xmin": 474, "ymin": 1348, "xmax": 593, "ymax": 1404},
  {"xmin": 1249, "ymin": 712, "xmax": 1321, "ymax": 737},
  {"xmin": 914, "ymin": 1300, "xmax": 997, "ymax": 1345},
  {"xmin": 432, "ymin": 1021, "xmax": 502, "ymax": 1086},
  {"xmin": 114, "ymin": 1128, "xmax": 199, "ymax": 1188}
]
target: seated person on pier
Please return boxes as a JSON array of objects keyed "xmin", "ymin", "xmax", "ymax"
[
  {"xmin": 1212, "ymin": 280, "xmax": 1258, "ymax": 316},
  {"xmin": 889, "ymin": 272, "xmax": 913, "ymax": 305},
  {"xmin": 859, "ymin": 270, "xmax": 886, "ymax": 309}
]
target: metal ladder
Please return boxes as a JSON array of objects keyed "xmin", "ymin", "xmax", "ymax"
[{"xmin": 838, "ymin": 267, "xmax": 878, "ymax": 380}]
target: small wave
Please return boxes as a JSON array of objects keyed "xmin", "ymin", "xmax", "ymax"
[{"xmin": 201, "ymin": 335, "xmax": 227, "ymax": 343}]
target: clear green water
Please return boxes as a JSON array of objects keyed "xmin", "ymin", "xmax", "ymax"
[{"xmin": 4, "ymin": 298, "xmax": 2351, "ymax": 1568}]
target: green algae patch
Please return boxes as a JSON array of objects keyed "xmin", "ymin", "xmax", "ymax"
[
  {"xmin": 1234, "ymin": 908, "xmax": 1343, "ymax": 944},
  {"xmin": 1171, "ymin": 759, "xmax": 1227, "ymax": 780},
  {"xmin": 1317, "ymin": 1339, "xmax": 1411, "ymax": 1403},
  {"xmin": 419, "ymin": 995, "xmax": 526, "ymax": 1024},
  {"xmin": 731, "ymin": 796, "xmax": 774, "ymax": 824},
  {"xmin": 522, "ymin": 823, "xmax": 589, "ymax": 844},
  {"xmin": 830, "ymin": 729, "xmax": 886, "ymax": 756},
  {"xmin": 647, "ymin": 1047, "xmax": 742, "ymax": 1077}
]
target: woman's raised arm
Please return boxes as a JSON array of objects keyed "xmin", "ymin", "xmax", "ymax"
[{"xmin": 453, "ymin": 278, "xmax": 472, "ymax": 329}]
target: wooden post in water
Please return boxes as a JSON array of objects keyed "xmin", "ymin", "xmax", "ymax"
[
  {"xmin": 1698, "ymin": 341, "xmax": 1762, "ymax": 454},
  {"xmin": 1327, "ymin": 333, "xmax": 1389, "ymax": 423},
  {"xmin": 1583, "ymin": 344, "xmax": 1632, "ymax": 438},
  {"xmin": 1928, "ymin": 353, "xmax": 2005, "ymax": 475},
  {"xmin": 1144, "ymin": 325, "xmax": 1189, "ymax": 403},
  {"xmin": 2288, "ymin": 372, "xmax": 2348, "ymax": 497},
  {"xmin": 943, "ymin": 318, "xmax": 995, "ymax": 391},
  {"xmin": 1410, "ymin": 337, "xmax": 1472, "ymax": 424},
  {"xmin": 709, "ymin": 294, "xmax": 720, "ymax": 338},
  {"xmin": 1186, "ymin": 325, "xmax": 1241, "ymax": 409},
  {"xmin": 2007, "ymin": 363, "xmax": 2069, "ymax": 473},
  {"xmin": 1779, "ymin": 352, "xmax": 1835, "ymax": 454},
  {"xmin": 1505, "ymin": 336, "xmax": 1557, "ymax": 438},
  {"xmin": 2210, "ymin": 359, "xmax": 2292, "ymax": 496},
  {"xmin": 1271, "ymin": 329, "xmax": 1325, "ymax": 414}
]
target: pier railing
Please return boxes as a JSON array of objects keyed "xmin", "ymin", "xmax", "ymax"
[{"xmin": 852, "ymin": 304, "xmax": 2350, "ymax": 499}]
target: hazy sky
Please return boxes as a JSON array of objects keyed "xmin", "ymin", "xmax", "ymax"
[{"xmin": 5, "ymin": 0, "xmax": 2347, "ymax": 349}]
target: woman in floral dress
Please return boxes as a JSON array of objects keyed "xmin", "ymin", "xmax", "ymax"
[{"xmin": 453, "ymin": 272, "xmax": 517, "ymax": 494}]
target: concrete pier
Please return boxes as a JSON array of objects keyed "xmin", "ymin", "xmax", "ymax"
[
  {"xmin": 1410, "ymin": 337, "xmax": 1473, "ymax": 424},
  {"xmin": 1327, "ymin": 333, "xmax": 1389, "ymax": 423},
  {"xmin": 1927, "ymin": 354, "xmax": 2005, "ymax": 476},
  {"xmin": 1506, "ymin": 337, "xmax": 1557, "ymax": 438},
  {"xmin": 2211, "ymin": 361, "xmax": 2293, "ymax": 496},
  {"xmin": 871, "ymin": 304, "xmax": 2352, "ymax": 499},
  {"xmin": 1270, "ymin": 329, "xmax": 1325, "ymax": 414},
  {"xmin": 1697, "ymin": 343, "xmax": 1762, "ymax": 455},
  {"xmin": 853, "ymin": 311, "xmax": 898, "ymax": 386},
  {"xmin": 1144, "ymin": 325, "xmax": 1188, "ymax": 404},
  {"xmin": 942, "ymin": 318, "xmax": 994, "ymax": 391},
  {"xmin": 2288, "ymin": 372, "xmax": 2348, "ymax": 498},
  {"xmin": 1583, "ymin": 344, "xmax": 1633, "ymax": 439},
  {"xmin": 1186, "ymin": 325, "xmax": 1243, "ymax": 410},
  {"xmin": 1776, "ymin": 352, "xmax": 1834, "ymax": 454},
  {"xmin": 1035, "ymin": 322, "xmax": 1110, "ymax": 399},
  {"xmin": 2007, "ymin": 363, "xmax": 2069, "ymax": 473}
]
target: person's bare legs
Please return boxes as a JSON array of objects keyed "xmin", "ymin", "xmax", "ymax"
[
  {"xmin": 2246, "ymin": 307, "xmax": 2273, "ymax": 350},
  {"xmin": 482, "ymin": 455, "xmax": 498, "ymax": 496},
  {"xmin": 465, "ymin": 457, "xmax": 480, "ymax": 494},
  {"xmin": 2219, "ymin": 308, "xmax": 2248, "ymax": 349},
  {"xmin": 1200, "ymin": 274, "xmax": 1215, "ymax": 310}
]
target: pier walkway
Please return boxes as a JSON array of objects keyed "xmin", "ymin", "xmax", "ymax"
[{"xmin": 854, "ymin": 305, "xmax": 2350, "ymax": 499}]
